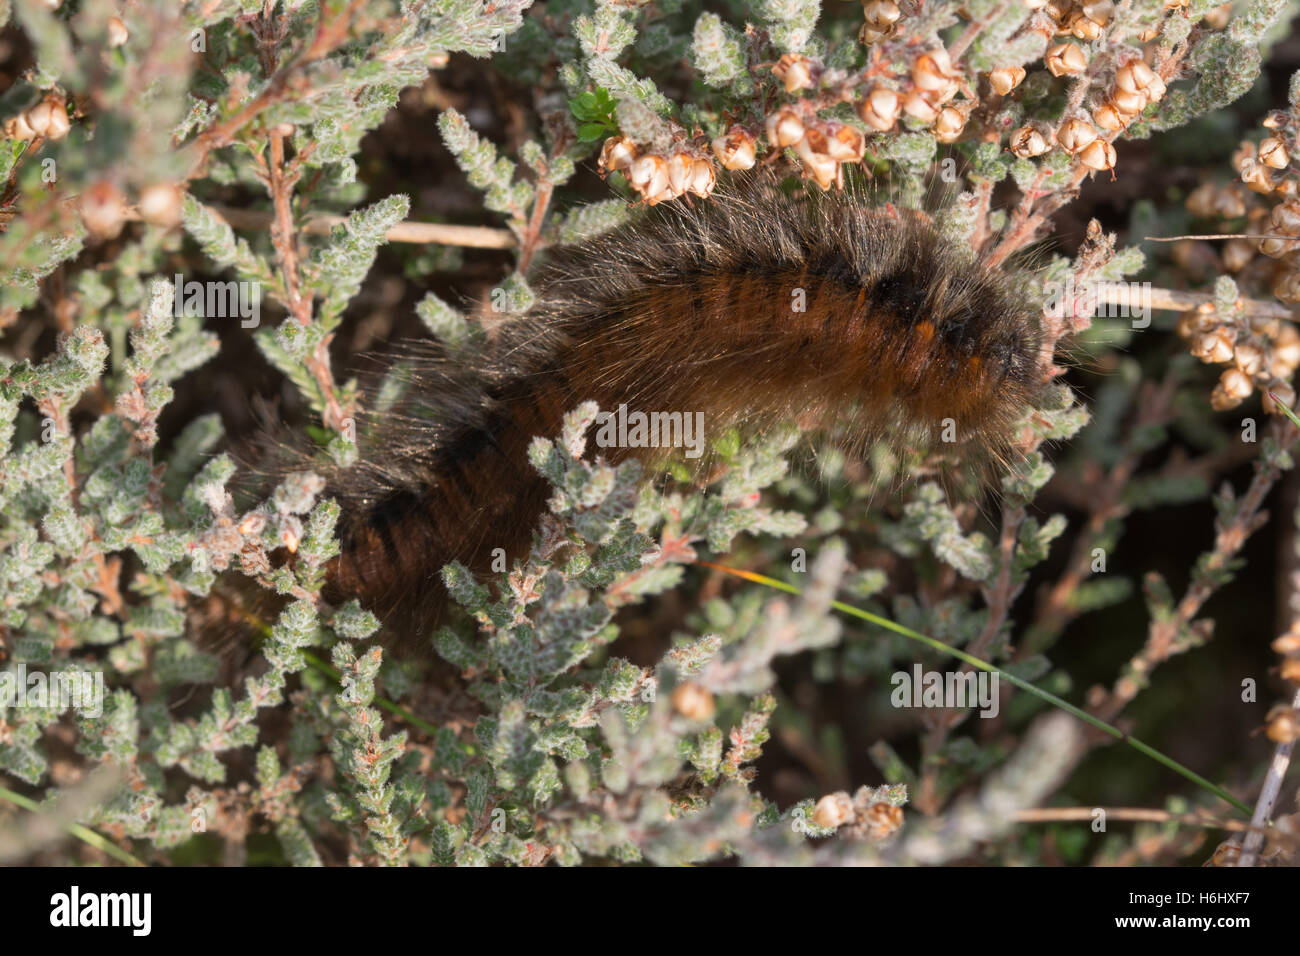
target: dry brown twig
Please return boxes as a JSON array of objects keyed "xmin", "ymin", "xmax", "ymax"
[{"xmin": 1089, "ymin": 418, "xmax": 1299, "ymax": 727}]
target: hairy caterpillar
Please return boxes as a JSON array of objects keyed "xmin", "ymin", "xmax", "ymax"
[{"xmin": 252, "ymin": 178, "xmax": 1042, "ymax": 647}]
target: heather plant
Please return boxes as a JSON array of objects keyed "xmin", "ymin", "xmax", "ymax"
[{"xmin": 1, "ymin": 0, "xmax": 1299, "ymax": 868}]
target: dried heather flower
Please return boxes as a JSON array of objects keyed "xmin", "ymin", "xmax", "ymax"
[
  {"xmin": 1057, "ymin": 117, "xmax": 1098, "ymax": 153},
  {"xmin": 988, "ymin": 66, "xmax": 1027, "ymax": 96},
  {"xmin": 1092, "ymin": 101, "xmax": 1128, "ymax": 131},
  {"xmin": 1186, "ymin": 182, "xmax": 1245, "ymax": 218},
  {"xmin": 1115, "ymin": 60, "xmax": 1158, "ymax": 96},
  {"xmin": 1222, "ymin": 238, "xmax": 1255, "ymax": 271},
  {"xmin": 1265, "ymin": 704, "xmax": 1300, "ymax": 743},
  {"xmin": 1210, "ymin": 367, "xmax": 1252, "ymax": 409},
  {"xmin": 1260, "ymin": 200, "xmax": 1300, "ymax": 257},
  {"xmin": 912, "ymin": 48, "xmax": 958, "ymax": 92},
  {"xmin": 795, "ymin": 136, "xmax": 840, "ymax": 189},
  {"xmin": 813, "ymin": 792, "xmax": 854, "ymax": 828},
  {"xmin": 1264, "ymin": 381, "xmax": 1297, "ymax": 415},
  {"xmin": 672, "ymin": 682, "xmax": 715, "ymax": 720},
  {"xmin": 599, "ymin": 135, "xmax": 638, "ymax": 175},
  {"xmin": 1046, "ymin": 43, "xmax": 1088, "ymax": 77},
  {"xmin": 80, "ymin": 180, "xmax": 127, "ymax": 239},
  {"xmin": 766, "ymin": 106, "xmax": 806, "ymax": 148},
  {"xmin": 1077, "ymin": 138, "xmax": 1117, "ymax": 172},
  {"xmin": 24, "ymin": 97, "xmax": 54, "ymax": 136},
  {"xmin": 862, "ymin": 801, "xmax": 905, "ymax": 840},
  {"xmin": 934, "ymin": 107, "xmax": 966, "ymax": 143},
  {"xmin": 903, "ymin": 90, "xmax": 941, "ymax": 123},
  {"xmin": 107, "ymin": 16, "xmax": 129, "ymax": 47},
  {"xmin": 1273, "ymin": 323, "xmax": 1300, "ymax": 371},
  {"xmin": 712, "ymin": 127, "xmax": 757, "ymax": 170},
  {"xmin": 1109, "ymin": 86, "xmax": 1148, "ymax": 117},
  {"xmin": 1011, "ymin": 125, "xmax": 1051, "ymax": 157},
  {"xmin": 861, "ymin": 0, "xmax": 901, "ymax": 36},
  {"xmin": 772, "ymin": 53, "xmax": 815, "ymax": 93},
  {"xmin": 665, "ymin": 152, "xmax": 694, "ymax": 196},
  {"xmin": 138, "ymin": 183, "xmax": 183, "ymax": 228},
  {"xmin": 3, "ymin": 112, "xmax": 35, "ymax": 141},
  {"xmin": 859, "ymin": 86, "xmax": 901, "ymax": 130},
  {"xmin": 1193, "ymin": 327, "xmax": 1235, "ymax": 364},
  {"xmin": 687, "ymin": 157, "xmax": 717, "ymax": 197},
  {"xmin": 627, "ymin": 153, "xmax": 670, "ymax": 204},
  {"xmin": 1233, "ymin": 341, "xmax": 1265, "ymax": 377},
  {"xmin": 43, "ymin": 98, "xmax": 70, "ymax": 141},
  {"xmin": 1260, "ymin": 136, "xmax": 1290, "ymax": 170},
  {"xmin": 806, "ymin": 121, "xmax": 865, "ymax": 163}
]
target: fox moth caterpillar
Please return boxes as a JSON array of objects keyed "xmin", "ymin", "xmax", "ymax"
[{"xmin": 287, "ymin": 177, "xmax": 1042, "ymax": 647}]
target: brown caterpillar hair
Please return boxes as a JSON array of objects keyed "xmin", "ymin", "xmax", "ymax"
[{"xmin": 297, "ymin": 176, "xmax": 1042, "ymax": 647}]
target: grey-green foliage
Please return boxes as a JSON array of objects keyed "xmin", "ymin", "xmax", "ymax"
[{"xmin": 0, "ymin": 0, "xmax": 1291, "ymax": 868}]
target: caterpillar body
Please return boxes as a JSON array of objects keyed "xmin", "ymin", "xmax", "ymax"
[{"xmin": 281, "ymin": 180, "xmax": 1041, "ymax": 646}]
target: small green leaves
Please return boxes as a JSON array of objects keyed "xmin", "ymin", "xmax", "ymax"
[{"xmin": 568, "ymin": 87, "xmax": 618, "ymax": 143}]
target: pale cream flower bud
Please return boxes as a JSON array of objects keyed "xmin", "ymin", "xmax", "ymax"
[
  {"xmin": 1210, "ymin": 367, "xmax": 1253, "ymax": 410},
  {"xmin": 1010, "ymin": 125, "xmax": 1051, "ymax": 158},
  {"xmin": 665, "ymin": 152, "xmax": 693, "ymax": 196},
  {"xmin": 1115, "ymin": 60, "xmax": 1157, "ymax": 95},
  {"xmin": 1077, "ymin": 138, "xmax": 1117, "ymax": 172},
  {"xmin": 672, "ymin": 682, "xmax": 715, "ymax": 720},
  {"xmin": 687, "ymin": 157, "xmax": 717, "ymax": 197},
  {"xmin": 934, "ymin": 106, "xmax": 966, "ymax": 143},
  {"xmin": 1194, "ymin": 327, "xmax": 1234, "ymax": 364},
  {"xmin": 1219, "ymin": 238, "xmax": 1253, "ymax": 272},
  {"xmin": 772, "ymin": 53, "xmax": 814, "ymax": 93},
  {"xmin": 1092, "ymin": 101, "xmax": 1127, "ymax": 132},
  {"xmin": 795, "ymin": 136, "xmax": 840, "ymax": 190},
  {"xmin": 107, "ymin": 16, "xmax": 129, "ymax": 47},
  {"xmin": 628, "ymin": 153, "xmax": 669, "ymax": 196},
  {"xmin": 24, "ymin": 98, "xmax": 53, "ymax": 136},
  {"xmin": 3, "ymin": 113, "xmax": 35, "ymax": 141},
  {"xmin": 1273, "ymin": 323, "xmax": 1300, "ymax": 372},
  {"xmin": 138, "ymin": 182, "xmax": 183, "ymax": 228},
  {"xmin": 912, "ymin": 48, "xmax": 957, "ymax": 92},
  {"xmin": 812, "ymin": 792, "xmax": 854, "ymax": 829},
  {"xmin": 861, "ymin": 0, "xmax": 902, "ymax": 33},
  {"xmin": 1057, "ymin": 117, "xmax": 1098, "ymax": 154},
  {"xmin": 1109, "ymin": 86, "xmax": 1147, "ymax": 117},
  {"xmin": 44, "ymin": 98, "xmax": 70, "ymax": 141},
  {"xmin": 80, "ymin": 180, "xmax": 127, "ymax": 240},
  {"xmin": 1259, "ymin": 136, "xmax": 1290, "ymax": 170},
  {"xmin": 765, "ymin": 106, "xmax": 805, "ymax": 148},
  {"xmin": 858, "ymin": 86, "xmax": 901, "ymax": 131},
  {"xmin": 902, "ymin": 90, "xmax": 940, "ymax": 123},
  {"xmin": 988, "ymin": 66, "xmax": 1027, "ymax": 96},
  {"xmin": 711, "ymin": 127, "xmax": 756, "ymax": 170},
  {"xmin": 598, "ymin": 135, "xmax": 637, "ymax": 175},
  {"xmin": 1046, "ymin": 43, "xmax": 1088, "ymax": 77},
  {"xmin": 1232, "ymin": 341, "xmax": 1265, "ymax": 377}
]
